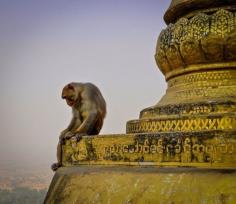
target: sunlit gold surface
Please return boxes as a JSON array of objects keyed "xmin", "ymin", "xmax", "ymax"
[
  {"xmin": 156, "ymin": 9, "xmax": 236, "ymax": 77},
  {"xmin": 46, "ymin": 1, "xmax": 236, "ymax": 203},
  {"xmin": 127, "ymin": 6, "xmax": 236, "ymax": 141},
  {"xmin": 127, "ymin": 69, "xmax": 236, "ymax": 134}
]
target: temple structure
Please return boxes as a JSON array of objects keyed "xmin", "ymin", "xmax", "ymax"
[{"xmin": 44, "ymin": 0, "xmax": 236, "ymax": 203}]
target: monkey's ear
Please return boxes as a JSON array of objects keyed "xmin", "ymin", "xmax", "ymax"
[{"xmin": 67, "ymin": 83, "xmax": 74, "ymax": 90}]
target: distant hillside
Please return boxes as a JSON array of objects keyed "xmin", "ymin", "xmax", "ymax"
[{"xmin": 0, "ymin": 161, "xmax": 53, "ymax": 190}]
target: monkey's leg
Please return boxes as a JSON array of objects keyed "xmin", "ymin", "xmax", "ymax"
[{"xmin": 51, "ymin": 141, "xmax": 63, "ymax": 171}]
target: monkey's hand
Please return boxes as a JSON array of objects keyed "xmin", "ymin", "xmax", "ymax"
[
  {"xmin": 71, "ymin": 133, "xmax": 88, "ymax": 142},
  {"xmin": 64, "ymin": 131, "xmax": 76, "ymax": 139}
]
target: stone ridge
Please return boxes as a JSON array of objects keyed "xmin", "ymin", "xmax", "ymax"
[{"xmin": 140, "ymin": 101, "xmax": 236, "ymax": 118}]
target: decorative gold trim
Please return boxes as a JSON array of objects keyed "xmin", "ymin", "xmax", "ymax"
[
  {"xmin": 165, "ymin": 62, "xmax": 236, "ymax": 80},
  {"xmin": 127, "ymin": 117, "xmax": 236, "ymax": 134},
  {"xmin": 140, "ymin": 102, "xmax": 236, "ymax": 119},
  {"xmin": 156, "ymin": 9, "xmax": 236, "ymax": 77}
]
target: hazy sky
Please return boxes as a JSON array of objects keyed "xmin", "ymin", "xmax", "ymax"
[{"xmin": 0, "ymin": 0, "xmax": 171, "ymax": 167}]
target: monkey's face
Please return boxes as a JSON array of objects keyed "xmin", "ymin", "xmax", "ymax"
[
  {"xmin": 64, "ymin": 94, "xmax": 76, "ymax": 107},
  {"xmin": 62, "ymin": 85, "xmax": 77, "ymax": 107}
]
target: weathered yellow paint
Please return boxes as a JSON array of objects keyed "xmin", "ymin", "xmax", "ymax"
[
  {"xmin": 44, "ymin": 166, "xmax": 236, "ymax": 204},
  {"xmin": 45, "ymin": 1, "xmax": 236, "ymax": 203},
  {"xmin": 61, "ymin": 133, "xmax": 236, "ymax": 169}
]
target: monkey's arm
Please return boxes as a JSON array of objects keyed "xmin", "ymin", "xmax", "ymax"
[
  {"xmin": 73, "ymin": 89, "xmax": 98, "ymax": 134},
  {"xmin": 59, "ymin": 117, "xmax": 80, "ymax": 140},
  {"xmin": 75, "ymin": 109, "xmax": 97, "ymax": 134}
]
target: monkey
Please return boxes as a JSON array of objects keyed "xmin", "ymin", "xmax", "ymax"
[{"xmin": 51, "ymin": 82, "xmax": 106, "ymax": 171}]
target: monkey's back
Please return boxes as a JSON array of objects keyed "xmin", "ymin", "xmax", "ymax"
[
  {"xmin": 84, "ymin": 83, "xmax": 106, "ymax": 115},
  {"xmin": 83, "ymin": 83, "xmax": 106, "ymax": 134}
]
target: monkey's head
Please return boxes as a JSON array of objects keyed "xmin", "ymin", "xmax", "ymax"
[{"xmin": 61, "ymin": 83, "xmax": 79, "ymax": 107}]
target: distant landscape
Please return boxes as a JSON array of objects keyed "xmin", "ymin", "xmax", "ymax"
[{"xmin": 0, "ymin": 161, "xmax": 53, "ymax": 204}]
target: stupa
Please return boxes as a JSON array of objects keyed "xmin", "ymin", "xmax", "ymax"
[{"xmin": 44, "ymin": 0, "xmax": 236, "ymax": 203}]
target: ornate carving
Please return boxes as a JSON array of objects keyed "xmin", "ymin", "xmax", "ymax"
[
  {"xmin": 200, "ymin": 34, "xmax": 224, "ymax": 62},
  {"xmin": 172, "ymin": 18, "xmax": 189, "ymax": 43},
  {"xmin": 61, "ymin": 133, "xmax": 236, "ymax": 168},
  {"xmin": 127, "ymin": 117, "xmax": 236, "ymax": 134},
  {"xmin": 168, "ymin": 70, "xmax": 235, "ymax": 88},
  {"xmin": 140, "ymin": 102, "xmax": 236, "ymax": 119},
  {"xmin": 211, "ymin": 9, "xmax": 234, "ymax": 37},
  {"xmin": 189, "ymin": 13, "xmax": 210, "ymax": 40},
  {"xmin": 155, "ymin": 9, "xmax": 236, "ymax": 79}
]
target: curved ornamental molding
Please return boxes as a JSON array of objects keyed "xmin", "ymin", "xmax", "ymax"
[{"xmin": 155, "ymin": 9, "xmax": 236, "ymax": 80}]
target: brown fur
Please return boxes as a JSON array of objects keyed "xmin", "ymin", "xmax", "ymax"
[{"xmin": 51, "ymin": 82, "xmax": 106, "ymax": 171}]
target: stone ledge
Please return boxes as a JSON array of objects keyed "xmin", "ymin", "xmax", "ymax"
[{"xmin": 61, "ymin": 131, "xmax": 236, "ymax": 169}]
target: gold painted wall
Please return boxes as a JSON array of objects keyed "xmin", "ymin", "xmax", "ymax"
[{"xmin": 45, "ymin": 1, "xmax": 236, "ymax": 203}]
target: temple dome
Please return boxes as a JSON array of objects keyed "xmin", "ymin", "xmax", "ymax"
[
  {"xmin": 164, "ymin": 0, "xmax": 236, "ymax": 24},
  {"xmin": 156, "ymin": 7, "xmax": 236, "ymax": 80}
]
